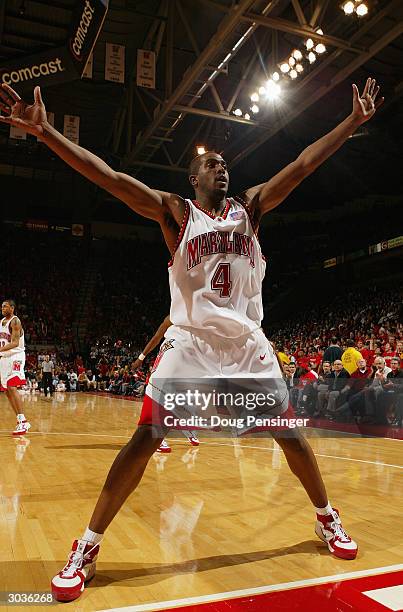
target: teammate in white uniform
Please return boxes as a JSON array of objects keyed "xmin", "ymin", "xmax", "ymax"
[
  {"xmin": 0, "ymin": 78, "xmax": 383, "ymax": 601},
  {"xmin": 0, "ymin": 300, "xmax": 31, "ymax": 435}
]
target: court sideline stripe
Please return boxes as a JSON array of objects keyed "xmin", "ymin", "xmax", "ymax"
[
  {"xmin": 95, "ymin": 563, "xmax": 403, "ymax": 611},
  {"xmin": 0, "ymin": 431, "xmax": 402, "ymax": 469}
]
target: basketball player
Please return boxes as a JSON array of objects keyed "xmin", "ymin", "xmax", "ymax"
[
  {"xmin": 0, "ymin": 300, "xmax": 31, "ymax": 435},
  {"xmin": 133, "ymin": 314, "xmax": 200, "ymax": 452},
  {"xmin": 0, "ymin": 78, "xmax": 383, "ymax": 601}
]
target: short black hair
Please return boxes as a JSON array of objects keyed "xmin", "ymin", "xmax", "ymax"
[
  {"xmin": 188, "ymin": 150, "xmax": 222, "ymax": 177},
  {"xmin": 3, "ymin": 299, "xmax": 16, "ymax": 309},
  {"xmin": 189, "ymin": 154, "xmax": 205, "ymax": 177},
  {"xmin": 346, "ymin": 339, "xmax": 355, "ymax": 347},
  {"xmin": 331, "ymin": 336, "xmax": 338, "ymax": 344}
]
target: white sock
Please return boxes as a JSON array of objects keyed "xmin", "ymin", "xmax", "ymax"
[
  {"xmin": 17, "ymin": 413, "xmax": 25, "ymax": 422},
  {"xmin": 82, "ymin": 527, "xmax": 103, "ymax": 545},
  {"xmin": 315, "ymin": 502, "xmax": 333, "ymax": 516}
]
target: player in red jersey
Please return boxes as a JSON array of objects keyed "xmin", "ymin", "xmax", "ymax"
[
  {"xmin": 0, "ymin": 78, "xmax": 383, "ymax": 601},
  {"xmin": 0, "ymin": 300, "xmax": 31, "ymax": 435}
]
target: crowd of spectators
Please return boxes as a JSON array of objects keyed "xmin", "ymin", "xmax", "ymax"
[
  {"xmin": 1, "ymin": 227, "xmax": 84, "ymax": 347},
  {"xmin": 270, "ymin": 286, "xmax": 402, "ymax": 426}
]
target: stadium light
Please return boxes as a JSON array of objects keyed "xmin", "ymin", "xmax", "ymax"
[
  {"xmin": 289, "ymin": 69, "xmax": 298, "ymax": 79},
  {"xmin": 308, "ymin": 51, "xmax": 316, "ymax": 63},
  {"xmin": 244, "ymin": 113, "xmax": 251, "ymax": 120},
  {"xmin": 197, "ymin": 146, "xmax": 206, "ymax": 155},
  {"xmin": 305, "ymin": 38, "xmax": 314, "ymax": 50},
  {"xmin": 280, "ymin": 62, "xmax": 290, "ymax": 73},
  {"xmin": 315, "ymin": 43, "xmax": 326, "ymax": 54},
  {"xmin": 272, "ymin": 71, "xmax": 280, "ymax": 81},
  {"xmin": 288, "ymin": 56, "xmax": 296, "ymax": 67},
  {"xmin": 251, "ymin": 104, "xmax": 259, "ymax": 114},
  {"xmin": 292, "ymin": 49, "xmax": 303, "ymax": 60},
  {"xmin": 296, "ymin": 63, "xmax": 304, "ymax": 73},
  {"xmin": 266, "ymin": 80, "xmax": 281, "ymax": 100},
  {"xmin": 250, "ymin": 92, "xmax": 259, "ymax": 102},
  {"xmin": 342, "ymin": 1, "xmax": 355, "ymax": 14},
  {"xmin": 234, "ymin": 108, "xmax": 242, "ymax": 116},
  {"xmin": 356, "ymin": 2, "xmax": 368, "ymax": 16}
]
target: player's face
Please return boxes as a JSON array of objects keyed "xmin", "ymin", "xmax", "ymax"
[
  {"xmin": 193, "ymin": 154, "xmax": 229, "ymax": 198},
  {"xmin": 1, "ymin": 302, "xmax": 13, "ymax": 316}
]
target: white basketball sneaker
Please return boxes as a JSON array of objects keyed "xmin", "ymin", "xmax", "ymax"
[
  {"xmin": 12, "ymin": 420, "xmax": 31, "ymax": 435},
  {"xmin": 315, "ymin": 508, "xmax": 358, "ymax": 560},
  {"xmin": 51, "ymin": 539, "xmax": 99, "ymax": 602}
]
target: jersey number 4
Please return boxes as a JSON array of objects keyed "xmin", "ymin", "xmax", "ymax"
[{"xmin": 211, "ymin": 263, "xmax": 232, "ymax": 298}]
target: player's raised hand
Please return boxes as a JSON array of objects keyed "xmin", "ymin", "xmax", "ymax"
[
  {"xmin": 0, "ymin": 84, "xmax": 47, "ymax": 137},
  {"xmin": 352, "ymin": 78, "xmax": 384, "ymax": 124}
]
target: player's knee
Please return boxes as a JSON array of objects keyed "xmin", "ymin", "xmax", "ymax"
[
  {"xmin": 127, "ymin": 426, "xmax": 162, "ymax": 460},
  {"xmin": 278, "ymin": 432, "xmax": 309, "ymax": 455}
]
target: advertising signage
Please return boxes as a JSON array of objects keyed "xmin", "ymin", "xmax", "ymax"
[{"xmin": 0, "ymin": 0, "xmax": 108, "ymax": 93}]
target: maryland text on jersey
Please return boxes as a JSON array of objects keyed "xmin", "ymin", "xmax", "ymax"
[{"xmin": 186, "ymin": 231, "xmax": 255, "ymax": 270}]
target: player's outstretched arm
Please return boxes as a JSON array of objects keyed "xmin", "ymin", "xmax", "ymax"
[
  {"xmin": 132, "ymin": 315, "xmax": 172, "ymax": 369},
  {"xmin": 0, "ymin": 84, "xmax": 168, "ymax": 221},
  {"xmin": 246, "ymin": 78, "xmax": 383, "ymax": 217},
  {"xmin": 0, "ymin": 318, "xmax": 22, "ymax": 353}
]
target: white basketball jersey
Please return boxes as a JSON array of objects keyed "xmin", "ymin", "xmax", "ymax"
[
  {"xmin": 0, "ymin": 316, "xmax": 25, "ymax": 356},
  {"xmin": 169, "ymin": 198, "xmax": 266, "ymax": 338}
]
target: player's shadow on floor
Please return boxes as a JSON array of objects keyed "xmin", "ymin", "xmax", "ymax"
[
  {"xmin": 3, "ymin": 541, "xmax": 330, "ymax": 594},
  {"xmin": 92, "ymin": 541, "xmax": 331, "ymax": 588},
  {"xmin": 2, "ymin": 542, "xmax": 330, "ymax": 592}
]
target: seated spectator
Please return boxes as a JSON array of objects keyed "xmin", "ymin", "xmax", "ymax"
[
  {"xmin": 336, "ymin": 358, "xmax": 372, "ymax": 420},
  {"xmin": 56, "ymin": 381, "xmax": 66, "ymax": 392},
  {"xmin": 86, "ymin": 370, "xmax": 97, "ymax": 391},
  {"xmin": 325, "ymin": 360, "xmax": 350, "ymax": 415},
  {"xmin": 383, "ymin": 357, "xmax": 403, "ymax": 425},
  {"xmin": 108, "ymin": 370, "xmax": 123, "ymax": 395},
  {"xmin": 68, "ymin": 370, "xmax": 78, "ymax": 392},
  {"xmin": 78, "ymin": 371, "xmax": 90, "ymax": 392},
  {"xmin": 366, "ymin": 357, "xmax": 392, "ymax": 424},
  {"xmin": 314, "ymin": 361, "xmax": 333, "ymax": 417}
]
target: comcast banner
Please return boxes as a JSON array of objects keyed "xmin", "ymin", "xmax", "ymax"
[{"xmin": 0, "ymin": 0, "xmax": 108, "ymax": 93}]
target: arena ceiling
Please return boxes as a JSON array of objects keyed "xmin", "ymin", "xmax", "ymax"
[{"xmin": 1, "ymin": 0, "xmax": 403, "ymax": 222}]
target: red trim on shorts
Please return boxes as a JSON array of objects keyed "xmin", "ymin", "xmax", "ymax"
[
  {"xmin": 168, "ymin": 201, "xmax": 190, "ymax": 268},
  {"xmin": 1, "ymin": 376, "xmax": 26, "ymax": 391},
  {"xmin": 138, "ymin": 393, "xmax": 154, "ymax": 425}
]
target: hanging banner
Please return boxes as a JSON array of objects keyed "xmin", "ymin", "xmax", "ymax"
[
  {"xmin": 9, "ymin": 125, "xmax": 27, "ymax": 140},
  {"xmin": 82, "ymin": 52, "xmax": 93, "ymax": 79},
  {"xmin": 68, "ymin": 0, "xmax": 108, "ymax": 76},
  {"xmin": 0, "ymin": 0, "xmax": 108, "ymax": 94},
  {"xmin": 63, "ymin": 115, "xmax": 80, "ymax": 144},
  {"xmin": 105, "ymin": 43, "xmax": 125, "ymax": 83},
  {"xmin": 136, "ymin": 49, "xmax": 155, "ymax": 89}
]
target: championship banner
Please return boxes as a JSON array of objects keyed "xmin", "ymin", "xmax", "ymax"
[
  {"xmin": 0, "ymin": 0, "xmax": 108, "ymax": 94},
  {"xmin": 105, "ymin": 43, "xmax": 125, "ymax": 83},
  {"xmin": 63, "ymin": 115, "xmax": 80, "ymax": 144},
  {"xmin": 9, "ymin": 125, "xmax": 27, "ymax": 140},
  {"xmin": 136, "ymin": 49, "xmax": 156, "ymax": 89}
]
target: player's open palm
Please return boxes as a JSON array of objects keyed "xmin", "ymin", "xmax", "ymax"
[
  {"xmin": 0, "ymin": 84, "xmax": 47, "ymax": 137},
  {"xmin": 352, "ymin": 78, "xmax": 383, "ymax": 124}
]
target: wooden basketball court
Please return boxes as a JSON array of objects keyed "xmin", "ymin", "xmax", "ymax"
[{"xmin": 1, "ymin": 392, "xmax": 402, "ymax": 611}]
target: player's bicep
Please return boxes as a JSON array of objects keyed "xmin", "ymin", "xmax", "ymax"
[
  {"xmin": 105, "ymin": 172, "xmax": 165, "ymax": 221},
  {"xmin": 10, "ymin": 318, "xmax": 22, "ymax": 343}
]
